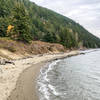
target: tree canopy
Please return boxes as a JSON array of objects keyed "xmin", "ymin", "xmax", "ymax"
[{"xmin": 0, "ymin": 0, "xmax": 100, "ymax": 48}]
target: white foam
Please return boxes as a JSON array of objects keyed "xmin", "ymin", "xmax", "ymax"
[
  {"xmin": 37, "ymin": 60, "xmax": 61, "ymax": 100},
  {"xmin": 48, "ymin": 84, "xmax": 60, "ymax": 96}
]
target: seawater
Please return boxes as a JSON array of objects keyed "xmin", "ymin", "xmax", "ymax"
[{"xmin": 37, "ymin": 49, "xmax": 100, "ymax": 100}]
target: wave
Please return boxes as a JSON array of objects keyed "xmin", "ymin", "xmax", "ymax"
[
  {"xmin": 36, "ymin": 50, "xmax": 100, "ymax": 100},
  {"xmin": 37, "ymin": 60, "xmax": 61, "ymax": 100}
]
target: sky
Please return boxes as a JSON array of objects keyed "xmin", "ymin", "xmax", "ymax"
[{"xmin": 30, "ymin": 0, "xmax": 100, "ymax": 38}]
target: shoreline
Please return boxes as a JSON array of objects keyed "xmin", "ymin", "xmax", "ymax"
[
  {"xmin": 7, "ymin": 62, "xmax": 46, "ymax": 100},
  {"xmin": 0, "ymin": 51, "xmax": 79, "ymax": 100}
]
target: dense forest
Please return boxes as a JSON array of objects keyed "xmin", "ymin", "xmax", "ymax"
[{"xmin": 0, "ymin": 0, "xmax": 100, "ymax": 48}]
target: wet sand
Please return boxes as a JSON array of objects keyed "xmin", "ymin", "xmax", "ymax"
[{"xmin": 7, "ymin": 62, "xmax": 46, "ymax": 100}]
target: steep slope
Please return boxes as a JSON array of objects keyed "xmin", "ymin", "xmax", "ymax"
[
  {"xmin": 0, "ymin": 38, "xmax": 66, "ymax": 59},
  {"xmin": 0, "ymin": 0, "xmax": 100, "ymax": 48}
]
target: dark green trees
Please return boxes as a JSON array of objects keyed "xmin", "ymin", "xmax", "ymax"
[
  {"xmin": 0, "ymin": 0, "xmax": 100, "ymax": 48},
  {"xmin": 0, "ymin": 17, "xmax": 9, "ymax": 37},
  {"xmin": 43, "ymin": 33, "xmax": 57, "ymax": 43},
  {"xmin": 0, "ymin": 0, "xmax": 9, "ymax": 17},
  {"xmin": 10, "ymin": 3, "xmax": 32, "ymax": 42}
]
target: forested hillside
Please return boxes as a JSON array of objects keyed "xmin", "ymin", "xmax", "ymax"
[{"xmin": 0, "ymin": 0, "xmax": 100, "ymax": 48}]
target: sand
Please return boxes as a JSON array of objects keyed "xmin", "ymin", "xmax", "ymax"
[
  {"xmin": 7, "ymin": 63, "xmax": 45, "ymax": 100},
  {"xmin": 0, "ymin": 51, "xmax": 79, "ymax": 100}
]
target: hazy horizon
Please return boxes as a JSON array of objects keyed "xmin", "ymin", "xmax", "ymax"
[{"xmin": 30, "ymin": 0, "xmax": 100, "ymax": 38}]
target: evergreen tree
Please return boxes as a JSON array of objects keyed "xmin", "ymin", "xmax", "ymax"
[
  {"xmin": 0, "ymin": 0, "xmax": 100, "ymax": 47},
  {"xmin": 10, "ymin": 2, "xmax": 32, "ymax": 42},
  {"xmin": 0, "ymin": 0, "xmax": 9, "ymax": 17}
]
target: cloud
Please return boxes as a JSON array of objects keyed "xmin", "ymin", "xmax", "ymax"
[{"xmin": 30, "ymin": 0, "xmax": 100, "ymax": 38}]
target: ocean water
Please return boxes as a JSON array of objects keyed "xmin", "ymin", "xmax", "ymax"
[{"xmin": 37, "ymin": 49, "xmax": 100, "ymax": 100}]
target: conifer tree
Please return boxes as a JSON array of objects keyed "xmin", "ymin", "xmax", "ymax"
[{"xmin": 10, "ymin": 2, "xmax": 32, "ymax": 42}]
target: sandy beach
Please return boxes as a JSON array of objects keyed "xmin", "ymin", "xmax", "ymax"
[
  {"xmin": 0, "ymin": 51, "xmax": 79, "ymax": 100},
  {"xmin": 7, "ymin": 63, "xmax": 45, "ymax": 100}
]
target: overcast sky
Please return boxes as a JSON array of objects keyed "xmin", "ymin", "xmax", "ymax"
[{"xmin": 30, "ymin": 0, "xmax": 100, "ymax": 38}]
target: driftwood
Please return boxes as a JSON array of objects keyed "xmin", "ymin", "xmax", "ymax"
[{"xmin": 0, "ymin": 59, "xmax": 15, "ymax": 65}]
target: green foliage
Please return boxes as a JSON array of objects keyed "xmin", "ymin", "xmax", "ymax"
[
  {"xmin": 0, "ymin": 0, "xmax": 9, "ymax": 17},
  {"xmin": 43, "ymin": 33, "xmax": 57, "ymax": 43},
  {"xmin": 0, "ymin": 17, "xmax": 9, "ymax": 37},
  {"xmin": 10, "ymin": 2, "xmax": 32, "ymax": 42},
  {"xmin": 0, "ymin": 0, "xmax": 100, "ymax": 48}
]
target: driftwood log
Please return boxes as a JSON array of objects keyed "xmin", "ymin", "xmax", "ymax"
[{"xmin": 0, "ymin": 59, "xmax": 15, "ymax": 65}]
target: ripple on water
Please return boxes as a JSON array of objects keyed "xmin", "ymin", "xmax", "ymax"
[{"xmin": 37, "ymin": 49, "xmax": 100, "ymax": 100}]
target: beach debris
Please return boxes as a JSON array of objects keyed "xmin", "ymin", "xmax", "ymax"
[
  {"xmin": 80, "ymin": 52, "xmax": 85, "ymax": 55},
  {"xmin": 0, "ymin": 58, "xmax": 15, "ymax": 65}
]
